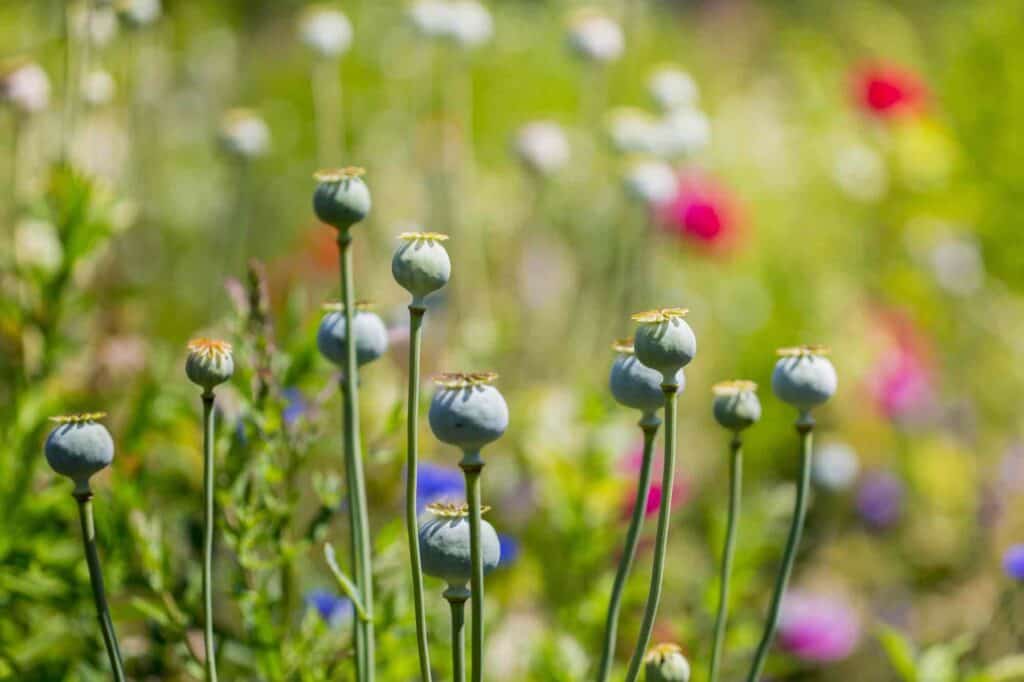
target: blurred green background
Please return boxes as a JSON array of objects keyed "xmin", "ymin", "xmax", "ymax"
[{"xmin": 3, "ymin": 0, "xmax": 1024, "ymax": 679}]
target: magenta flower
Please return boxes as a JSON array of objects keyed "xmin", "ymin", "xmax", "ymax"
[
  {"xmin": 778, "ymin": 591, "xmax": 861, "ymax": 663},
  {"xmin": 867, "ymin": 310, "xmax": 936, "ymax": 421},
  {"xmin": 658, "ymin": 171, "xmax": 743, "ymax": 254}
]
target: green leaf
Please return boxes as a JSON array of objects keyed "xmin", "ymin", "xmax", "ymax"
[
  {"xmin": 876, "ymin": 624, "xmax": 919, "ymax": 681},
  {"xmin": 323, "ymin": 543, "xmax": 370, "ymax": 622}
]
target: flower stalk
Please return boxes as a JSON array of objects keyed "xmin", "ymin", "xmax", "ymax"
[
  {"xmin": 201, "ymin": 393, "xmax": 219, "ymax": 682},
  {"xmin": 460, "ymin": 453, "xmax": 485, "ymax": 682},
  {"xmin": 596, "ymin": 412, "xmax": 661, "ymax": 682},
  {"xmin": 708, "ymin": 434, "xmax": 743, "ymax": 682},
  {"xmin": 444, "ymin": 585, "xmax": 470, "ymax": 682},
  {"xmin": 624, "ymin": 382, "xmax": 680, "ymax": 682},
  {"xmin": 745, "ymin": 416, "xmax": 814, "ymax": 682}
]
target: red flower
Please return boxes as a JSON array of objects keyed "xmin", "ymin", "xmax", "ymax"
[
  {"xmin": 658, "ymin": 171, "xmax": 743, "ymax": 254},
  {"xmin": 852, "ymin": 63, "xmax": 927, "ymax": 119}
]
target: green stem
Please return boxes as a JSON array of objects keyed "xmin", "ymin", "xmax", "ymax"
[
  {"xmin": 708, "ymin": 435, "xmax": 743, "ymax": 682},
  {"xmin": 74, "ymin": 492, "xmax": 126, "ymax": 682},
  {"xmin": 339, "ymin": 233, "xmax": 374, "ymax": 681},
  {"xmin": 445, "ymin": 586, "xmax": 469, "ymax": 682},
  {"xmin": 745, "ymin": 417, "xmax": 814, "ymax": 682},
  {"xmin": 624, "ymin": 383, "xmax": 679, "ymax": 682},
  {"xmin": 201, "ymin": 393, "xmax": 219, "ymax": 682},
  {"xmin": 460, "ymin": 453, "xmax": 485, "ymax": 682},
  {"xmin": 406, "ymin": 307, "xmax": 433, "ymax": 681},
  {"xmin": 595, "ymin": 413, "xmax": 661, "ymax": 682}
]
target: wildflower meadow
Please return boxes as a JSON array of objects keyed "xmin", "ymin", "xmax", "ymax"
[{"xmin": 3, "ymin": 1, "xmax": 1024, "ymax": 681}]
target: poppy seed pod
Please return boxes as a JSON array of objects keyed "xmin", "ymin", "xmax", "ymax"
[
  {"xmin": 428, "ymin": 373, "xmax": 509, "ymax": 453},
  {"xmin": 392, "ymin": 232, "xmax": 452, "ymax": 307},
  {"xmin": 712, "ymin": 380, "xmax": 761, "ymax": 432},
  {"xmin": 185, "ymin": 338, "xmax": 234, "ymax": 393},
  {"xmin": 632, "ymin": 308, "xmax": 697, "ymax": 384},
  {"xmin": 313, "ymin": 167, "xmax": 371, "ymax": 231},
  {"xmin": 772, "ymin": 346, "xmax": 837, "ymax": 412},
  {"xmin": 609, "ymin": 339, "xmax": 684, "ymax": 413},
  {"xmin": 644, "ymin": 643, "xmax": 691, "ymax": 682},
  {"xmin": 45, "ymin": 414, "xmax": 115, "ymax": 494},
  {"xmin": 418, "ymin": 502, "xmax": 501, "ymax": 587},
  {"xmin": 317, "ymin": 304, "xmax": 389, "ymax": 367}
]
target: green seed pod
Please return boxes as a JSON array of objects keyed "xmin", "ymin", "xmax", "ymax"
[
  {"xmin": 392, "ymin": 231, "xmax": 452, "ymax": 307},
  {"xmin": 644, "ymin": 643, "xmax": 691, "ymax": 682},
  {"xmin": 185, "ymin": 338, "xmax": 234, "ymax": 393},
  {"xmin": 609, "ymin": 339, "xmax": 684, "ymax": 413},
  {"xmin": 771, "ymin": 345, "xmax": 837, "ymax": 413},
  {"xmin": 313, "ymin": 167, "xmax": 371, "ymax": 231},
  {"xmin": 418, "ymin": 502, "xmax": 501, "ymax": 587},
  {"xmin": 44, "ymin": 413, "xmax": 115, "ymax": 494},
  {"xmin": 632, "ymin": 308, "xmax": 697, "ymax": 384},
  {"xmin": 712, "ymin": 380, "xmax": 761, "ymax": 432},
  {"xmin": 317, "ymin": 304, "xmax": 389, "ymax": 367},
  {"xmin": 428, "ymin": 373, "xmax": 508, "ymax": 453}
]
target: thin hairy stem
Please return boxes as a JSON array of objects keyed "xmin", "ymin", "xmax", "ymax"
[
  {"xmin": 74, "ymin": 493, "xmax": 126, "ymax": 682},
  {"xmin": 745, "ymin": 418, "xmax": 814, "ymax": 682},
  {"xmin": 201, "ymin": 394, "xmax": 219, "ymax": 681},
  {"xmin": 596, "ymin": 415, "xmax": 661, "ymax": 681},
  {"xmin": 708, "ymin": 435, "xmax": 743, "ymax": 682},
  {"xmin": 624, "ymin": 384, "xmax": 679, "ymax": 682},
  {"xmin": 405, "ymin": 307, "xmax": 433, "ymax": 681}
]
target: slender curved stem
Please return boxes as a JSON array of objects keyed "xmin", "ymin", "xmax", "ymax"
[
  {"xmin": 596, "ymin": 414, "xmax": 661, "ymax": 682},
  {"xmin": 624, "ymin": 384, "xmax": 680, "ymax": 682},
  {"xmin": 460, "ymin": 453, "xmax": 485, "ymax": 682},
  {"xmin": 339, "ymin": 233, "xmax": 374, "ymax": 681},
  {"xmin": 745, "ymin": 417, "xmax": 814, "ymax": 682},
  {"xmin": 405, "ymin": 306, "xmax": 433, "ymax": 681},
  {"xmin": 444, "ymin": 586, "xmax": 469, "ymax": 682},
  {"xmin": 708, "ymin": 435, "xmax": 743, "ymax": 682},
  {"xmin": 201, "ymin": 394, "xmax": 220, "ymax": 682},
  {"xmin": 74, "ymin": 492, "xmax": 126, "ymax": 682}
]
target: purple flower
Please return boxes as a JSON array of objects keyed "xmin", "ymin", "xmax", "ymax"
[
  {"xmin": 1003, "ymin": 545, "xmax": 1024, "ymax": 581},
  {"xmin": 282, "ymin": 387, "xmax": 309, "ymax": 426},
  {"xmin": 856, "ymin": 471, "xmax": 904, "ymax": 530},
  {"xmin": 305, "ymin": 589, "xmax": 352, "ymax": 627},
  {"xmin": 497, "ymin": 534, "xmax": 519, "ymax": 568},
  {"xmin": 778, "ymin": 591, "xmax": 861, "ymax": 662},
  {"xmin": 415, "ymin": 462, "xmax": 464, "ymax": 511}
]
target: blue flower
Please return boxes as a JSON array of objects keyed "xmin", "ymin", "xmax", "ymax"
[
  {"xmin": 1004, "ymin": 545, "xmax": 1024, "ymax": 581},
  {"xmin": 305, "ymin": 589, "xmax": 352, "ymax": 627},
  {"xmin": 497, "ymin": 534, "xmax": 519, "ymax": 568},
  {"xmin": 415, "ymin": 462, "xmax": 464, "ymax": 512},
  {"xmin": 856, "ymin": 471, "xmax": 904, "ymax": 530},
  {"xmin": 282, "ymin": 387, "xmax": 309, "ymax": 426}
]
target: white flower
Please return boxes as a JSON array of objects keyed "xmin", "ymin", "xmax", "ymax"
[
  {"xmin": 15, "ymin": 219, "xmax": 63, "ymax": 275},
  {"xmin": 653, "ymin": 108, "xmax": 710, "ymax": 158},
  {"xmin": 813, "ymin": 441, "xmax": 860, "ymax": 492},
  {"xmin": 74, "ymin": 4, "xmax": 119, "ymax": 47},
  {"xmin": 81, "ymin": 68, "xmax": 116, "ymax": 107},
  {"xmin": 299, "ymin": 5, "xmax": 353, "ymax": 58},
  {"xmin": 648, "ymin": 66, "xmax": 698, "ymax": 112},
  {"xmin": 1, "ymin": 62, "xmax": 50, "ymax": 114},
  {"xmin": 622, "ymin": 160, "xmax": 677, "ymax": 206},
  {"xmin": 219, "ymin": 109, "xmax": 270, "ymax": 159},
  {"xmin": 566, "ymin": 11, "xmax": 623, "ymax": 63},
  {"xmin": 929, "ymin": 236, "xmax": 984, "ymax": 297},
  {"xmin": 833, "ymin": 144, "xmax": 887, "ymax": 203},
  {"xmin": 606, "ymin": 107, "xmax": 659, "ymax": 155},
  {"xmin": 409, "ymin": 0, "xmax": 453, "ymax": 39},
  {"xmin": 116, "ymin": 0, "xmax": 162, "ymax": 28},
  {"xmin": 514, "ymin": 121, "xmax": 570, "ymax": 176},
  {"xmin": 448, "ymin": 1, "xmax": 493, "ymax": 48}
]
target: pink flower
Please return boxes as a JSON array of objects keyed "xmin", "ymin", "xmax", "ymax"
[
  {"xmin": 866, "ymin": 309, "xmax": 936, "ymax": 421},
  {"xmin": 778, "ymin": 591, "xmax": 861, "ymax": 663},
  {"xmin": 658, "ymin": 171, "xmax": 743, "ymax": 254},
  {"xmin": 621, "ymin": 477, "xmax": 690, "ymax": 519},
  {"xmin": 852, "ymin": 63, "xmax": 927, "ymax": 119}
]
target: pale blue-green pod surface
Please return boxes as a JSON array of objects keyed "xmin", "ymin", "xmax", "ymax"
[
  {"xmin": 610, "ymin": 353, "xmax": 684, "ymax": 412},
  {"xmin": 313, "ymin": 171, "xmax": 371, "ymax": 230},
  {"xmin": 633, "ymin": 311, "xmax": 696, "ymax": 383},
  {"xmin": 418, "ymin": 510, "xmax": 501, "ymax": 587},
  {"xmin": 644, "ymin": 644, "xmax": 691, "ymax": 682},
  {"xmin": 391, "ymin": 234, "xmax": 451, "ymax": 306},
  {"xmin": 317, "ymin": 310, "xmax": 389, "ymax": 367},
  {"xmin": 771, "ymin": 350, "xmax": 837, "ymax": 411},
  {"xmin": 185, "ymin": 340, "xmax": 234, "ymax": 392},
  {"xmin": 429, "ymin": 382, "xmax": 509, "ymax": 452},
  {"xmin": 712, "ymin": 381, "xmax": 761, "ymax": 432},
  {"xmin": 45, "ymin": 418, "xmax": 115, "ymax": 494}
]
